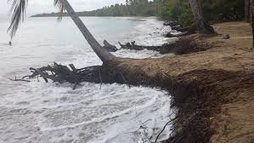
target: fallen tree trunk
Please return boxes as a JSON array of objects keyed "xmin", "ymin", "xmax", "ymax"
[
  {"xmin": 119, "ymin": 41, "xmax": 161, "ymax": 51},
  {"xmin": 119, "ymin": 37, "xmax": 207, "ymax": 55},
  {"xmin": 119, "ymin": 41, "xmax": 178, "ymax": 54}
]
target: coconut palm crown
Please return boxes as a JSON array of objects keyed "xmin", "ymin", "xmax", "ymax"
[
  {"xmin": 8, "ymin": 0, "xmax": 115, "ymax": 62},
  {"xmin": 8, "ymin": 0, "xmax": 65, "ymax": 38}
]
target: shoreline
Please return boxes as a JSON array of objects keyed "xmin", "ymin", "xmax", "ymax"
[{"xmin": 109, "ymin": 21, "xmax": 254, "ymax": 142}]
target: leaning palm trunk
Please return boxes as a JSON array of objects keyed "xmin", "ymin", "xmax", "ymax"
[
  {"xmin": 188, "ymin": 0, "xmax": 215, "ymax": 34},
  {"xmin": 60, "ymin": 0, "xmax": 115, "ymax": 62}
]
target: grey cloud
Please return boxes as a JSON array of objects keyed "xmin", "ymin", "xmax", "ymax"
[
  {"xmin": 30, "ymin": 0, "xmax": 126, "ymax": 14},
  {"xmin": 0, "ymin": 0, "xmax": 125, "ymax": 17}
]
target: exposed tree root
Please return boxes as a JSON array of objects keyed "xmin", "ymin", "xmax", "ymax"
[
  {"xmin": 19, "ymin": 63, "xmax": 103, "ymax": 89},
  {"xmin": 15, "ymin": 61, "xmax": 132, "ymax": 89}
]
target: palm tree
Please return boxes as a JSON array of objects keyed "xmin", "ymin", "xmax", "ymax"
[
  {"xmin": 188, "ymin": 0, "xmax": 215, "ymax": 34},
  {"xmin": 8, "ymin": 0, "xmax": 116, "ymax": 63}
]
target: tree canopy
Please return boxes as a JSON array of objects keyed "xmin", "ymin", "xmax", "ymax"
[
  {"xmin": 32, "ymin": 0, "xmax": 245, "ymax": 27},
  {"xmin": 156, "ymin": 0, "xmax": 244, "ymax": 26}
]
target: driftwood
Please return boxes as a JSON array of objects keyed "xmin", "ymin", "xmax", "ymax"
[
  {"xmin": 118, "ymin": 41, "xmax": 175, "ymax": 54},
  {"xmin": 102, "ymin": 40, "xmax": 118, "ymax": 52},
  {"xmin": 165, "ymin": 31, "xmax": 189, "ymax": 38},
  {"xmin": 166, "ymin": 24, "xmax": 197, "ymax": 38}
]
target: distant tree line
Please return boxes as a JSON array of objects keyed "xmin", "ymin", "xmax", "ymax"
[
  {"xmin": 33, "ymin": 0, "xmax": 245, "ymax": 26},
  {"xmin": 157, "ymin": 0, "xmax": 244, "ymax": 26},
  {"xmin": 33, "ymin": 0, "xmax": 157, "ymax": 17},
  {"xmin": 85, "ymin": 0, "xmax": 157, "ymax": 16}
]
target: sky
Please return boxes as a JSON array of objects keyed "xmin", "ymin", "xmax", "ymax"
[{"xmin": 0, "ymin": 0, "xmax": 126, "ymax": 18}]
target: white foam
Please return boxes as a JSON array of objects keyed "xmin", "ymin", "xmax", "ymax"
[
  {"xmin": 0, "ymin": 17, "xmax": 174, "ymax": 143},
  {"xmin": 0, "ymin": 82, "xmax": 173, "ymax": 143}
]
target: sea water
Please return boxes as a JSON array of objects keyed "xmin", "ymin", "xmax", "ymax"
[{"xmin": 0, "ymin": 17, "xmax": 174, "ymax": 143}]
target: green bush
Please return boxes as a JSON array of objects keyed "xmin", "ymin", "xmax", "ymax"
[
  {"xmin": 157, "ymin": 0, "xmax": 244, "ymax": 26},
  {"xmin": 202, "ymin": 0, "xmax": 244, "ymax": 22}
]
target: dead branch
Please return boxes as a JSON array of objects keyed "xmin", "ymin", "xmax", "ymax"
[
  {"xmin": 154, "ymin": 117, "xmax": 177, "ymax": 143},
  {"xmin": 9, "ymin": 76, "xmax": 30, "ymax": 82}
]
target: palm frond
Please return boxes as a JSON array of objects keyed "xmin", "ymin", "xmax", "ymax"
[
  {"xmin": 8, "ymin": 0, "xmax": 27, "ymax": 39},
  {"xmin": 8, "ymin": 0, "xmax": 66, "ymax": 38},
  {"xmin": 54, "ymin": 0, "xmax": 65, "ymax": 21}
]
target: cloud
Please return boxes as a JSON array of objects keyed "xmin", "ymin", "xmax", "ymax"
[
  {"xmin": 0, "ymin": 0, "xmax": 126, "ymax": 17},
  {"xmin": 0, "ymin": 0, "xmax": 9, "ymax": 15}
]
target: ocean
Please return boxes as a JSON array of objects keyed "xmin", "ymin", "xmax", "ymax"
[{"xmin": 0, "ymin": 17, "xmax": 173, "ymax": 143}]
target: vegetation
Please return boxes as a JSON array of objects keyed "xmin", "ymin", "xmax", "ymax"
[
  {"xmin": 33, "ymin": 0, "xmax": 245, "ymax": 28},
  {"xmin": 91, "ymin": 0, "xmax": 157, "ymax": 16},
  {"xmin": 33, "ymin": 0, "xmax": 157, "ymax": 17},
  {"xmin": 156, "ymin": 0, "xmax": 244, "ymax": 26},
  {"xmin": 156, "ymin": 0, "xmax": 194, "ymax": 26},
  {"xmin": 202, "ymin": 0, "xmax": 244, "ymax": 22}
]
